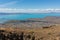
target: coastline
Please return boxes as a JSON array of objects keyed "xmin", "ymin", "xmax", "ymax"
[{"xmin": 0, "ymin": 16, "xmax": 60, "ymax": 40}]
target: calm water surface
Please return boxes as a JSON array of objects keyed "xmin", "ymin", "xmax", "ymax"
[{"xmin": 0, "ymin": 13, "xmax": 60, "ymax": 23}]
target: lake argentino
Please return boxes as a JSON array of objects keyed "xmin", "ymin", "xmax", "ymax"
[{"xmin": 0, "ymin": 13, "xmax": 60, "ymax": 23}]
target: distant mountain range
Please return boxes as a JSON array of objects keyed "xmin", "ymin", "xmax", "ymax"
[{"xmin": 0, "ymin": 13, "xmax": 33, "ymax": 15}]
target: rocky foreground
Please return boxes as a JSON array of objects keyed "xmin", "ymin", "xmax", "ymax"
[
  {"xmin": 0, "ymin": 24, "xmax": 60, "ymax": 40},
  {"xmin": 0, "ymin": 16, "xmax": 60, "ymax": 40}
]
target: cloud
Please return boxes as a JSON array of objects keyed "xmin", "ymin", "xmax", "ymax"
[
  {"xmin": 0, "ymin": 8, "xmax": 60, "ymax": 13},
  {"xmin": 0, "ymin": 1, "xmax": 18, "ymax": 7}
]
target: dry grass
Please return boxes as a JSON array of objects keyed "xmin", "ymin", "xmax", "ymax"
[{"xmin": 0, "ymin": 24, "xmax": 60, "ymax": 40}]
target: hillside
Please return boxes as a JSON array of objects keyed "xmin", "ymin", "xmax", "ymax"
[
  {"xmin": 0, "ymin": 24, "xmax": 60, "ymax": 40},
  {"xmin": 0, "ymin": 16, "xmax": 60, "ymax": 40}
]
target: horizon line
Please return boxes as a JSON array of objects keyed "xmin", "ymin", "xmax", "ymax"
[{"xmin": 0, "ymin": 8, "xmax": 60, "ymax": 13}]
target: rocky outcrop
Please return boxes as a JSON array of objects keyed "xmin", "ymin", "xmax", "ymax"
[
  {"xmin": 0, "ymin": 24, "xmax": 60, "ymax": 40},
  {"xmin": 0, "ymin": 29, "xmax": 35, "ymax": 40}
]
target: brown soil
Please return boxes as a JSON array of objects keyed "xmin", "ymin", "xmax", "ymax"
[{"xmin": 0, "ymin": 24, "xmax": 60, "ymax": 40}]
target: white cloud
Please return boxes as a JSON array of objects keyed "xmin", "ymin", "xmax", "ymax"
[
  {"xmin": 0, "ymin": 8, "xmax": 60, "ymax": 13},
  {"xmin": 0, "ymin": 0, "xmax": 60, "ymax": 13},
  {"xmin": 0, "ymin": 1, "xmax": 18, "ymax": 7}
]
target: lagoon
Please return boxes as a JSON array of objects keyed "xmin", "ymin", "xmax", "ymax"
[{"xmin": 0, "ymin": 13, "xmax": 60, "ymax": 23}]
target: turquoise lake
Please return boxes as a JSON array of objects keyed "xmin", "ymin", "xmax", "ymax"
[{"xmin": 0, "ymin": 13, "xmax": 60, "ymax": 23}]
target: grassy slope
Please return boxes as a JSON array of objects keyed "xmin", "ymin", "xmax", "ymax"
[{"xmin": 0, "ymin": 24, "xmax": 60, "ymax": 40}]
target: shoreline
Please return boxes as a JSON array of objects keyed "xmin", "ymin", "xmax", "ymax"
[{"xmin": 0, "ymin": 16, "xmax": 60, "ymax": 40}]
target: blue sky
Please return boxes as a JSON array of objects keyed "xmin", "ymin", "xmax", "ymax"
[
  {"xmin": 0, "ymin": 0, "xmax": 60, "ymax": 13},
  {"xmin": 0, "ymin": 0, "xmax": 60, "ymax": 9}
]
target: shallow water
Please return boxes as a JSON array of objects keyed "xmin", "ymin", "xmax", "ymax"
[{"xmin": 0, "ymin": 13, "xmax": 60, "ymax": 23}]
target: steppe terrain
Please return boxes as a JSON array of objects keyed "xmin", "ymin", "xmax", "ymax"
[{"xmin": 0, "ymin": 16, "xmax": 60, "ymax": 40}]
